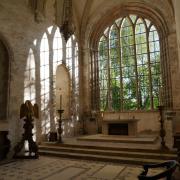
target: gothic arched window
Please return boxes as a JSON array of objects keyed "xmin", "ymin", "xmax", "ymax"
[
  {"xmin": 24, "ymin": 26, "xmax": 79, "ymax": 138},
  {"xmin": 66, "ymin": 35, "xmax": 79, "ymax": 121},
  {"xmin": 98, "ymin": 15, "xmax": 161, "ymax": 111},
  {"xmin": 40, "ymin": 33, "xmax": 50, "ymax": 134}
]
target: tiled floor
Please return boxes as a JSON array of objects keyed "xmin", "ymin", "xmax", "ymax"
[{"xmin": 0, "ymin": 156, "xmax": 165, "ymax": 180}]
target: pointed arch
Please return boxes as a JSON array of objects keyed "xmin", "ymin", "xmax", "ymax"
[
  {"xmin": 97, "ymin": 14, "xmax": 161, "ymax": 111},
  {"xmin": 53, "ymin": 27, "xmax": 63, "ymax": 75},
  {"xmin": 40, "ymin": 32, "xmax": 50, "ymax": 135}
]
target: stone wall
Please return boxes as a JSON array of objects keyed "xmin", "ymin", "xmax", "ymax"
[
  {"xmin": 0, "ymin": 0, "xmax": 83, "ymax": 153},
  {"xmin": 0, "ymin": 0, "xmax": 57, "ymax": 149}
]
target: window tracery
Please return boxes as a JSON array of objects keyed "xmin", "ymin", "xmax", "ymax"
[
  {"xmin": 24, "ymin": 26, "xmax": 79, "ymax": 137},
  {"xmin": 98, "ymin": 15, "xmax": 161, "ymax": 111}
]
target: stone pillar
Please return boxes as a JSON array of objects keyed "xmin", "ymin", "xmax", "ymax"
[{"xmin": 174, "ymin": 0, "xmax": 180, "ymax": 69}]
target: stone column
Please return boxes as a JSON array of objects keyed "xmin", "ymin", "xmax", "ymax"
[{"xmin": 174, "ymin": 0, "xmax": 180, "ymax": 68}]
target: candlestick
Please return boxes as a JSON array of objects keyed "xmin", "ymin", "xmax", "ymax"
[
  {"xmin": 57, "ymin": 109, "xmax": 64, "ymax": 143},
  {"xmin": 60, "ymin": 94, "xmax": 62, "ymax": 109}
]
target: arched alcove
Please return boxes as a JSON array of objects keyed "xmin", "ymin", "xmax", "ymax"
[{"xmin": 56, "ymin": 64, "xmax": 71, "ymax": 120}]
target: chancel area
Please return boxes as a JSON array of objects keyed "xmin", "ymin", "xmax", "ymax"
[{"xmin": 0, "ymin": 0, "xmax": 180, "ymax": 179}]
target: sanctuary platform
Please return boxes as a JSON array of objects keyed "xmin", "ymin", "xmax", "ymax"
[
  {"xmin": 77, "ymin": 134, "xmax": 157, "ymax": 144},
  {"xmin": 39, "ymin": 135, "xmax": 177, "ymax": 165}
]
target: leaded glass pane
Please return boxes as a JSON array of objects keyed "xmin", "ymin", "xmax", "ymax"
[
  {"xmin": 120, "ymin": 17, "xmax": 136, "ymax": 110},
  {"xmin": 98, "ymin": 15, "xmax": 161, "ymax": 111},
  {"xmin": 149, "ymin": 25, "xmax": 161, "ymax": 108},
  {"xmin": 129, "ymin": 15, "xmax": 137, "ymax": 24},
  {"xmin": 135, "ymin": 18, "xmax": 150, "ymax": 109}
]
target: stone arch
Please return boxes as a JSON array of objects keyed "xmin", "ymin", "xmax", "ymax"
[
  {"xmin": 88, "ymin": 2, "xmax": 176, "ymax": 108},
  {"xmin": 89, "ymin": 3, "xmax": 173, "ymax": 47}
]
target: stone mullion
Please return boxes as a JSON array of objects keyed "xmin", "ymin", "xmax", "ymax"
[
  {"xmin": 161, "ymin": 37, "xmax": 167, "ymax": 107},
  {"xmin": 71, "ymin": 40, "xmax": 75, "ymax": 114},
  {"xmin": 62, "ymin": 38, "xmax": 66, "ymax": 65},
  {"xmin": 95, "ymin": 50, "xmax": 100, "ymax": 111},
  {"xmin": 161, "ymin": 36, "xmax": 170, "ymax": 108},
  {"xmin": 160, "ymin": 35, "xmax": 165, "ymax": 106},
  {"xmin": 146, "ymin": 27, "xmax": 153, "ymax": 109},
  {"xmin": 107, "ymin": 35, "xmax": 111, "ymax": 110},
  {"xmin": 133, "ymin": 25, "xmax": 140, "ymax": 109},
  {"xmin": 48, "ymin": 34, "xmax": 56, "ymax": 132},
  {"xmin": 34, "ymin": 41, "xmax": 42, "ymax": 143},
  {"xmin": 164, "ymin": 37, "xmax": 173, "ymax": 107},
  {"xmin": 94, "ymin": 49, "xmax": 97, "ymax": 110},
  {"xmin": 90, "ymin": 49, "xmax": 94, "ymax": 110},
  {"xmin": 118, "ymin": 28, "xmax": 123, "ymax": 110}
]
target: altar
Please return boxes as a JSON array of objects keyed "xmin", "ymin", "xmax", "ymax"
[
  {"xmin": 101, "ymin": 112, "xmax": 139, "ymax": 136},
  {"xmin": 102, "ymin": 118, "xmax": 139, "ymax": 136}
]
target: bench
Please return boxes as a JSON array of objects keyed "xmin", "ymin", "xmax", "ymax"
[{"xmin": 138, "ymin": 160, "xmax": 179, "ymax": 180}]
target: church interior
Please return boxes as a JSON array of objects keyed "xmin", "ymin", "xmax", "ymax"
[{"xmin": 1, "ymin": 0, "xmax": 180, "ymax": 179}]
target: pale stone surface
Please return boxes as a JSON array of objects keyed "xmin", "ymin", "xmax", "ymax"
[
  {"xmin": 45, "ymin": 167, "xmax": 86, "ymax": 180},
  {"xmin": 92, "ymin": 165, "xmax": 124, "ymax": 179},
  {"xmin": 0, "ymin": 156, "xmax": 164, "ymax": 180}
]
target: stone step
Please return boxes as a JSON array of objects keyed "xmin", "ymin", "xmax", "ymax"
[
  {"xmin": 39, "ymin": 145, "xmax": 177, "ymax": 161},
  {"xmin": 39, "ymin": 149, "xmax": 171, "ymax": 165},
  {"xmin": 77, "ymin": 135, "xmax": 158, "ymax": 144},
  {"xmin": 41, "ymin": 142, "xmax": 177, "ymax": 154}
]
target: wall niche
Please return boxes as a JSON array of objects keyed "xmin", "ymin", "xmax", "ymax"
[{"xmin": 0, "ymin": 40, "xmax": 9, "ymax": 120}]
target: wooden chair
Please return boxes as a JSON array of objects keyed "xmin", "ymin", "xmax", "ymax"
[{"xmin": 138, "ymin": 160, "xmax": 179, "ymax": 180}]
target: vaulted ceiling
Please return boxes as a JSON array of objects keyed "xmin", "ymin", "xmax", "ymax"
[
  {"xmin": 71, "ymin": 0, "xmax": 175, "ymax": 42},
  {"xmin": 72, "ymin": 0, "xmax": 174, "ymax": 29}
]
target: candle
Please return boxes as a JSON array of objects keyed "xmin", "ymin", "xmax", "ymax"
[
  {"xmin": 60, "ymin": 94, "xmax": 62, "ymax": 109},
  {"xmin": 101, "ymin": 112, "xmax": 104, "ymax": 118}
]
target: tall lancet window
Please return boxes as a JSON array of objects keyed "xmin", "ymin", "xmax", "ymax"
[
  {"xmin": 98, "ymin": 15, "xmax": 161, "ymax": 111},
  {"xmin": 24, "ymin": 48, "xmax": 36, "ymax": 103},
  {"xmin": 53, "ymin": 27, "xmax": 63, "ymax": 76},
  {"xmin": 66, "ymin": 35, "xmax": 73, "ymax": 75},
  {"xmin": 25, "ymin": 26, "xmax": 79, "ymax": 139},
  {"xmin": 52, "ymin": 27, "xmax": 63, "ymax": 125},
  {"xmin": 66, "ymin": 35, "xmax": 79, "ymax": 122},
  {"xmin": 40, "ymin": 33, "xmax": 50, "ymax": 134}
]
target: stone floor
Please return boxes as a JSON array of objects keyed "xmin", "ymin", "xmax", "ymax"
[{"xmin": 0, "ymin": 156, "xmax": 166, "ymax": 180}]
